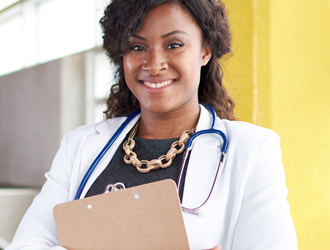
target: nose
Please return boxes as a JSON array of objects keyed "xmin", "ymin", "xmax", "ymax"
[{"xmin": 142, "ymin": 48, "xmax": 167, "ymax": 75}]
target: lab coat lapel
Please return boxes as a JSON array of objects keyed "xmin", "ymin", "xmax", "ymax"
[
  {"xmin": 78, "ymin": 114, "xmax": 140, "ymax": 198},
  {"xmin": 182, "ymin": 105, "xmax": 227, "ymax": 248}
]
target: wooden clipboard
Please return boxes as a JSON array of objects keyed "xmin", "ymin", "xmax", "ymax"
[{"xmin": 53, "ymin": 179, "xmax": 190, "ymax": 250}]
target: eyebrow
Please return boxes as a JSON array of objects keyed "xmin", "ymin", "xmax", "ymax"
[
  {"xmin": 131, "ymin": 30, "xmax": 189, "ymax": 41},
  {"xmin": 162, "ymin": 30, "xmax": 188, "ymax": 39},
  {"xmin": 131, "ymin": 34, "xmax": 147, "ymax": 41}
]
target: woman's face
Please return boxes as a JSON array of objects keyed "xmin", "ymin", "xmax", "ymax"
[{"xmin": 123, "ymin": 3, "xmax": 211, "ymax": 115}]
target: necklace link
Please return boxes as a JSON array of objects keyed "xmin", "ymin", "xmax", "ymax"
[{"xmin": 123, "ymin": 121, "xmax": 196, "ymax": 173}]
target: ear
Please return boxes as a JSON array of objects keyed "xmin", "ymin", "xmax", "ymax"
[{"xmin": 201, "ymin": 46, "xmax": 212, "ymax": 66}]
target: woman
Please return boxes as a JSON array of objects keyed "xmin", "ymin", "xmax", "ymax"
[{"xmin": 6, "ymin": 0, "xmax": 298, "ymax": 249}]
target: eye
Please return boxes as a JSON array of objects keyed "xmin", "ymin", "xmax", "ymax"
[
  {"xmin": 166, "ymin": 42, "xmax": 184, "ymax": 49},
  {"xmin": 130, "ymin": 45, "xmax": 146, "ymax": 51}
]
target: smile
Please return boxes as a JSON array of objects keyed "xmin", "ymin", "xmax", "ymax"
[{"xmin": 142, "ymin": 80, "xmax": 174, "ymax": 89}]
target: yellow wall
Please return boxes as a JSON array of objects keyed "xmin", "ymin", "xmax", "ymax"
[{"xmin": 224, "ymin": 0, "xmax": 330, "ymax": 249}]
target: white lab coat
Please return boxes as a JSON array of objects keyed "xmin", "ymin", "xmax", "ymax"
[{"xmin": 6, "ymin": 105, "xmax": 298, "ymax": 250}]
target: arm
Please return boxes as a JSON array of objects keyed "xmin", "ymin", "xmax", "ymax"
[
  {"xmin": 6, "ymin": 134, "xmax": 72, "ymax": 250},
  {"xmin": 231, "ymin": 133, "xmax": 298, "ymax": 250}
]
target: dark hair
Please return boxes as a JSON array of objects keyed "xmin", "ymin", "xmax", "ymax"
[{"xmin": 100, "ymin": 0, "xmax": 235, "ymax": 120}]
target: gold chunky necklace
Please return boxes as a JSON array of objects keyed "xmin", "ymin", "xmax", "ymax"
[{"xmin": 123, "ymin": 121, "xmax": 196, "ymax": 173}]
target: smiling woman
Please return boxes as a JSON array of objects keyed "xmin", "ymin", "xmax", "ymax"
[
  {"xmin": 102, "ymin": 0, "xmax": 235, "ymax": 122},
  {"xmin": 122, "ymin": 4, "xmax": 211, "ymax": 137},
  {"xmin": 6, "ymin": 0, "xmax": 298, "ymax": 250}
]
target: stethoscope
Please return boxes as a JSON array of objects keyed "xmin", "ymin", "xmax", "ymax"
[{"xmin": 74, "ymin": 103, "xmax": 228, "ymax": 213}]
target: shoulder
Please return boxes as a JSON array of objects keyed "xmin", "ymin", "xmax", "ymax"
[
  {"xmin": 218, "ymin": 120, "xmax": 287, "ymax": 204},
  {"xmin": 220, "ymin": 119, "xmax": 285, "ymax": 187},
  {"xmin": 222, "ymin": 119, "xmax": 278, "ymax": 140},
  {"xmin": 66, "ymin": 116, "xmax": 126, "ymax": 138},
  {"xmin": 221, "ymin": 119, "xmax": 280, "ymax": 152},
  {"xmin": 62, "ymin": 116, "xmax": 127, "ymax": 151},
  {"xmin": 219, "ymin": 119, "xmax": 282, "ymax": 175}
]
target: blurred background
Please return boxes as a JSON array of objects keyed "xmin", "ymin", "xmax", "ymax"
[{"xmin": 0, "ymin": 0, "xmax": 329, "ymax": 249}]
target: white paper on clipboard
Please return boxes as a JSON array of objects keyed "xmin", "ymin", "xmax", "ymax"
[{"xmin": 53, "ymin": 179, "xmax": 190, "ymax": 250}]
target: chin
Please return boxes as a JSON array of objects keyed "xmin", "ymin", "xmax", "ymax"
[
  {"xmin": 142, "ymin": 102, "xmax": 175, "ymax": 115},
  {"xmin": 147, "ymin": 106, "xmax": 170, "ymax": 115}
]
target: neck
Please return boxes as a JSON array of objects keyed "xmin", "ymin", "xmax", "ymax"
[{"xmin": 136, "ymin": 103, "xmax": 200, "ymax": 139}]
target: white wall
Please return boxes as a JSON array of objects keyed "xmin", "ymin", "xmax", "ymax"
[{"xmin": 0, "ymin": 52, "xmax": 86, "ymax": 187}]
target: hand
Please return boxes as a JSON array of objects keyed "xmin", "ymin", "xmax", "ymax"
[{"xmin": 204, "ymin": 245, "xmax": 221, "ymax": 250}]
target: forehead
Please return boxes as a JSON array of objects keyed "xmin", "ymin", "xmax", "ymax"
[{"xmin": 133, "ymin": 3, "xmax": 202, "ymax": 39}]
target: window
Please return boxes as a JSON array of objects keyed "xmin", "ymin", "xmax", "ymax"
[
  {"xmin": 0, "ymin": 5, "xmax": 23, "ymax": 75},
  {"xmin": 0, "ymin": 0, "xmax": 105, "ymax": 76}
]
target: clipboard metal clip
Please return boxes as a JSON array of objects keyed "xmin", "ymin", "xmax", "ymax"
[{"xmin": 104, "ymin": 182, "xmax": 126, "ymax": 193}]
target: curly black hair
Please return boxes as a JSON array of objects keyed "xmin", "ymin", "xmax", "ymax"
[{"xmin": 100, "ymin": 0, "xmax": 235, "ymax": 120}]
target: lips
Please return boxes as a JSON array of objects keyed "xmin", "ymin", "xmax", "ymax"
[{"xmin": 141, "ymin": 79, "xmax": 175, "ymax": 89}]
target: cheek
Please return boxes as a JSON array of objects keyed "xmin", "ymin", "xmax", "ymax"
[
  {"xmin": 122, "ymin": 57, "xmax": 134, "ymax": 94},
  {"xmin": 180, "ymin": 48, "xmax": 204, "ymax": 72},
  {"xmin": 123, "ymin": 54, "xmax": 143, "ymax": 73},
  {"xmin": 178, "ymin": 54, "xmax": 203, "ymax": 81},
  {"xmin": 123, "ymin": 56, "xmax": 133, "ymax": 75}
]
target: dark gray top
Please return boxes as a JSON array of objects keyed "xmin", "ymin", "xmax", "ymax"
[{"xmin": 85, "ymin": 134, "xmax": 186, "ymax": 199}]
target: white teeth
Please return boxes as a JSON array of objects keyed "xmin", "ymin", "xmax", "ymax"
[{"xmin": 143, "ymin": 80, "xmax": 173, "ymax": 88}]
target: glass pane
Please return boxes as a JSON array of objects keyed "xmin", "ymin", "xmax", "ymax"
[
  {"xmin": 94, "ymin": 0, "xmax": 107, "ymax": 47},
  {"xmin": 0, "ymin": 0, "xmax": 20, "ymax": 11},
  {"xmin": 93, "ymin": 50, "xmax": 115, "ymax": 123},
  {"xmin": 22, "ymin": 1, "xmax": 37, "ymax": 67},
  {"xmin": 93, "ymin": 52, "xmax": 114, "ymax": 100},
  {"xmin": 94, "ymin": 103, "xmax": 106, "ymax": 123},
  {"xmin": 0, "ymin": 13, "xmax": 23, "ymax": 76},
  {"xmin": 37, "ymin": 0, "xmax": 96, "ymax": 63}
]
